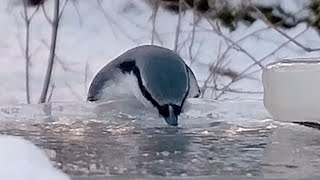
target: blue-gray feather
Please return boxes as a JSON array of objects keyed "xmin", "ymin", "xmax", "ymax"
[
  {"xmin": 87, "ymin": 45, "xmax": 199, "ymax": 103},
  {"xmin": 132, "ymin": 46, "xmax": 189, "ymax": 106},
  {"xmin": 87, "ymin": 45, "xmax": 200, "ymax": 126}
]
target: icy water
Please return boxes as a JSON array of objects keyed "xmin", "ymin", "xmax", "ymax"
[{"xmin": 0, "ymin": 99, "xmax": 320, "ymax": 179}]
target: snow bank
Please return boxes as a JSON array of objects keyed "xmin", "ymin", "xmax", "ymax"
[{"xmin": 0, "ymin": 135, "xmax": 70, "ymax": 180}]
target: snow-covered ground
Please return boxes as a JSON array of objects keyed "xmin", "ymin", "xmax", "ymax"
[
  {"xmin": 1, "ymin": 0, "xmax": 320, "ymax": 104},
  {"xmin": 0, "ymin": 135, "xmax": 70, "ymax": 180}
]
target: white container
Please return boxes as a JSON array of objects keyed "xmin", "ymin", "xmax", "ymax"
[{"xmin": 262, "ymin": 58, "xmax": 320, "ymax": 122}]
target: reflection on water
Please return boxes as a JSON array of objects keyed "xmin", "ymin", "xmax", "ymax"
[
  {"xmin": 1, "ymin": 100, "xmax": 320, "ymax": 178},
  {"xmin": 0, "ymin": 121, "xmax": 269, "ymax": 177},
  {"xmin": 263, "ymin": 124, "xmax": 320, "ymax": 179}
]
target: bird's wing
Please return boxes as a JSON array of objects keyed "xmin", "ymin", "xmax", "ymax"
[{"xmin": 186, "ymin": 65, "xmax": 200, "ymax": 98}]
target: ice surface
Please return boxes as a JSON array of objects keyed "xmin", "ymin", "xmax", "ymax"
[
  {"xmin": 263, "ymin": 124, "xmax": 320, "ymax": 179},
  {"xmin": 0, "ymin": 100, "xmax": 320, "ymax": 179},
  {"xmin": 0, "ymin": 99, "xmax": 273, "ymax": 177},
  {"xmin": 262, "ymin": 58, "xmax": 320, "ymax": 122},
  {"xmin": 0, "ymin": 98, "xmax": 271, "ymax": 127},
  {"xmin": 0, "ymin": 135, "xmax": 70, "ymax": 180}
]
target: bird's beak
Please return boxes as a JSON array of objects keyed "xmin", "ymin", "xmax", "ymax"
[{"xmin": 164, "ymin": 105, "xmax": 178, "ymax": 126}]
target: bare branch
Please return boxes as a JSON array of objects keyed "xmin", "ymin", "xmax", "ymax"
[
  {"xmin": 96, "ymin": 0, "xmax": 139, "ymax": 44},
  {"xmin": 210, "ymin": 41, "xmax": 223, "ymax": 98},
  {"xmin": 150, "ymin": 2, "xmax": 159, "ymax": 45},
  {"xmin": 65, "ymin": 82, "xmax": 82, "ymax": 101},
  {"xmin": 39, "ymin": 0, "xmax": 60, "ymax": 103},
  {"xmin": 216, "ymin": 87, "xmax": 263, "ymax": 95},
  {"xmin": 243, "ymin": 26, "xmax": 310, "ymax": 78},
  {"xmin": 41, "ymin": 39, "xmax": 79, "ymax": 73},
  {"xmin": 206, "ymin": 19, "xmax": 264, "ymax": 69},
  {"xmin": 47, "ymin": 83, "xmax": 55, "ymax": 102},
  {"xmin": 41, "ymin": 3, "xmax": 53, "ymax": 25},
  {"xmin": 21, "ymin": 0, "xmax": 39, "ymax": 104},
  {"xmin": 173, "ymin": 0, "xmax": 183, "ymax": 52},
  {"xmin": 22, "ymin": 1, "xmax": 30, "ymax": 104},
  {"xmin": 253, "ymin": 6, "xmax": 320, "ymax": 52},
  {"xmin": 189, "ymin": 7, "xmax": 197, "ymax": 64},
  {"xmin": 70, "ymin": 0, "xmax": 83, "ymax": 27},
  {"xmin": 58, "ymin": 0, "xmax": 69, "ymax": 20},
  {"xmin": 200, "ymin": 40, "xmax": 223, "ymax": 97},
  {"xmin": 29, "ymin": 5, "xmax": 40, "ymax": 20},
  {"xmin": 215, "ymin": 25, "xmax": 309, "ymax": 100},
  {"xmin": 238, "ymin": 26, "xmax": 309, "ymax": 81}
]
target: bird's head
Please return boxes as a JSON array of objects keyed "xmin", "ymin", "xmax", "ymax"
[{"xmin": 158, "ymin": 104, "xmax": 181, "ymax": 126}]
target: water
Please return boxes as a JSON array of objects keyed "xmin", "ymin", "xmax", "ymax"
[{"xmin": 0, "ymin": 99, "xmax": 319, "ymax": 179}]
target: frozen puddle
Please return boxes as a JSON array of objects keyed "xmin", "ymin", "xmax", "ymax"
[{"xmin": 0, "ymin": 99, "xmax": 319, "ymax": 179}]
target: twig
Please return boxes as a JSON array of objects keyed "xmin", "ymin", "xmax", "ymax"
[
  {"xmin": 206, "ymin": 19, "xmax": 264, "ymax": 69},
  {"xmin": 173, "ymin": 0, "xmax": 183, "ymax": 52},
  {"xmin": 211, "ymin": 41, "xmax": 223, "ymax": 98},
  {"xmin": 40, "ymin": 39, "xmax": 79, "ymax": 73},
  {"xmin": 22, "ymin": 1, "xmax": 39, "ymax": 104},
  {"xmin": 22, "ymin": 1, "xmax": 31, "ymax": 104},
  {"xmin": 96, "ymin": 0, "xmax": 139, "ymax": 44},
  {"xmin": 200, "ymin": 40, "xmax": 223, "ymax": 97},
  {"xmin": 189, "ymin": 7, "xmax": 197, "ymax": 64},
  {"xmin": 47, "ymin": 83, "xmax": 55, "ymax": 102},
  {"xmin": 215, "ymin": 87, "xmax": 263, "ymax": 94},
  {"xmin": 96, "ymin": 0, "xmax": 117, "ymax": 37},
  {"xmin": 65, "ymin": 82, "xmax": 82, "ymax": 101},
  {"xmin": 70, "ymin": 0, "xmax": 83, "ymax": 27},
  {"xmin": 215, "ymin": 25, "xmax": 309, "ymax": 100},
  {"xmin": 253, "ymin": 6, "xmax": 320, "ymax": 52},
  {"xmin": 244, "ymin": 26, "xmax": 310, "ymax": 78},
  {"xmin": 150, "ymin": 1, "xmax": 159, "ymax": 45},
  {"xmin": 39, "ymin": 0, "xmax": 60, "ymax": 103},
  {"xmin": 225, "ymin": 89, "xmax": 262, "ymax": 94},
  {"xmin": 200, "ymin": 27, "xmax": 268, "ymax": 98},
  {"xmin": 41, "ymin": 3, "xmax": 53, "ymax": 25},
  {"xmin": 59, "ymin": 0, "xmax": 69, "ymax": 20}
]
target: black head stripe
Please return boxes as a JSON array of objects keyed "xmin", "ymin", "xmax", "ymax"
[
  {"xmin": 117, "ymin": 60, "xmax": 189, "ymax": 118},
  {"xmin": 118, "ymin": 60, "xmax": 136, "ymax": 73}
]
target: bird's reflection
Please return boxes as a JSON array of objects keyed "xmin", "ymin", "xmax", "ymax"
[{"xmin": 133, "ymin": 127, "xmax": 190, "ymax": 176}]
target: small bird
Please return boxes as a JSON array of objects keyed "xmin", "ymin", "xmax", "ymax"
[{"xmin": 87, "ymin": 45, "xmax": 200, "ymax": 126}]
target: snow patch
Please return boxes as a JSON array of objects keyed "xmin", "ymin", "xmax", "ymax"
[{"xmin": 0, "ymin": 135, "xmax": 70, "ymax": 180}]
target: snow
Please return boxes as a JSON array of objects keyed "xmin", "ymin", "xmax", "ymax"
[
  {"xmin": 263, "ymin": 59, "xmax": 320, "ymax": 122},
  {"xmin": 251, "ymin": 0, "xmax": 310, "ymax": 13},
  {"xmin": 0, "ymin": 135, "xmax": 70, "ymax": 180},
  {"xmin": 0, "ymin": 0, "xmax": 319, "ymax": 104}
]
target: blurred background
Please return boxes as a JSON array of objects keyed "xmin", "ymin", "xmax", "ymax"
[{"xmin": 1, "ymin": 0, "xmax": 320, "ymax": 104}]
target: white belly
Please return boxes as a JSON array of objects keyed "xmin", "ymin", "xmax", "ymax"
[{"xmin": 98, "ymin": 73, "xmax": 156, "ymax": 111}]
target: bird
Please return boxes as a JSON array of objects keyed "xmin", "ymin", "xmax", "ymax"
[{"xmin": 87, "ymin": 45, "xmax": 200, "ymax": 126}]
